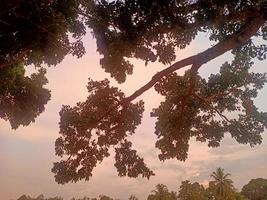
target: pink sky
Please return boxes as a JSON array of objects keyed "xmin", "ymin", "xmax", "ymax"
[{"xmin": 0, "ymin": 33, "xmax": 267, "ymax": 200}]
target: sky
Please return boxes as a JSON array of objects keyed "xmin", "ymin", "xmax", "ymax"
[{"xmin": 0, "ymin": 33, "xmax": 267, "ymax": 200}]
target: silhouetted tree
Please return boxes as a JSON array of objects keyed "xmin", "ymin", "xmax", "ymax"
[
  {"xmin": 0, "ymin": 0, "xmax": 86, "ymax": 128},
  {"xmin": 17, "ymin": 194, "xmax": 63, "ymax": 200},
  {"xmin": 178, "ymin": 180, "xmax": 208, "ymax": 200},
  {"xmin": 1, "ymin": 0, "xmax": 267, "ymax": 183},
  {"xmin": 52, "ymin": 0, "xmax": 267, "ymax": 183},
  {"xmin": 209, "ymin": 168, "xmax": 236, "ymax": 200},
  {"xmin": 241, "ymin": 178, "xmax": 267, "ymax": 200},
  {"xmin": 0, "ymin": 0, "xmax": 85, "ymax": 68},
  {"xmin": 0, "ymin": 63, "xmax": 50, "ymax": 128},
  {"xmin": 147, "ymin": 184, "xmax": 178, "ymax": 200}
]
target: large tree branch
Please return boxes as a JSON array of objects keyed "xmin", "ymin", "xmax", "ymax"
[
  {"xmin": 124, "ymin": 14, "xmax": 267, "ymax": 104},
  {"xmin": 89, "ymin": 14, "xmax": 266, "ymax": 131}
]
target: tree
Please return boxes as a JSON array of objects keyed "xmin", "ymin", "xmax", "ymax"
[
  {"xmin": 207, "ymin": 186, "xmax": 248, "ymax": 200},
  {"xmin": 17, "ymin": 194, "xmax": 63, "ymax": 200},
  {"xmin": 71, "ymin": 197, "xmax": 91, "ymax": 200},
  {"xmin": 241, "ymin": 178, "xmax": 267, "ymax": 200},
  {"xmin": 233, "ymin": 193, "xmax": 249, "ymax": 200},
  {"xmin": 0, "ymin": 0, "xmax": 86, "ymax": 129},
  {"xmin": 17, "ymin": 195, "xmax": 32, "ymax": 200},
  {"xmin": 209, "ymin": 168, "xmax": 235, "ymax": 199},
  {"xmin": 178, "ymin": 180, "xmax": 208, "ymax": 200},
  {"xmin": 1, "ymin": 0, "xmax": 267, "ymax": 184},
  {"xmin": 99, "ymin": 195, "xmax": 114, "ymax": 200},
  {"xmin": 52, "ymin": 0, "xmax": 267, "ymax": 184},
  {"xmin": 129, "ymin": 195, "xmax": 139, "ymax": 200},
  {"xmin": 147, "ymin": 184, "xmax": 178, "ymax": 200},
  {"xmin": 177, "ymin": 169, "xmax": 248, "ymax": 200},
  {"xmin": 0, "ymin": 63, "xmax": 50, "ymax": 129},
  {"xmin": 0, "ymin": 0, "xmax": 85, "ymax": 68},
  {"xmin": 70, "ymin": 196, "xmax": 112, "ymax": 200}
]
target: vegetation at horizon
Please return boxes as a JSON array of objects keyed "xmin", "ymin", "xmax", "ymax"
[{"xmin": 16, "ymin": 168, "xmax": 267, "ymax": 200}]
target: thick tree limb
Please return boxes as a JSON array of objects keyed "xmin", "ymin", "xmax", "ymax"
[
  {"xmin": 93, "ymin": 13, "xmax": 266, "ymax": 123},
  {"xmin": 124, "ymin": 14, "xmax": 267, "ymax": 104},
  {"xmin": 89, "ymin": 14, "xmax": 266, "ymax": 131}
]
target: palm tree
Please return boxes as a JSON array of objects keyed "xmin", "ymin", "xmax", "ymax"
[{"xmin": 210, "ymin": 167, "xmax": 234, "ymax": 200}]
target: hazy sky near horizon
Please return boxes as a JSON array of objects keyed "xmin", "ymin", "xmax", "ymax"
[{"xmin": 0, "ymin": 33, "xmax": 267, "ymax": 200}]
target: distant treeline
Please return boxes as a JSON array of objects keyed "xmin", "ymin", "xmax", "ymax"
[{"xmin": 17, "ymin": 168, "xmax": 267, "ymax": 200}]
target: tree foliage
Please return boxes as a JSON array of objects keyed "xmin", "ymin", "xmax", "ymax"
[
  {"xmin": 241, "ymin": 178, "xmax": 267, "ymax": 200},
  {"xmin": 0, "ymin": 0, "xmax": 86, "ymax": 128},
  {"xmin": 51, "ymin": 79, "xmax": 153, "ymax": 183},
  {"xmin": 1, "ymin": 0, "xmax": 267, "ymax": 183},
  {"xmin": 53, "ymin": 0, "xmax": 267, "ymax": 184},
  {"xmin": 178, "ymin": 180, "xmax": 208, "ymax": 200},
  {"xmin": 147, "ymin": 184, "xmax": 178, "ymax": 200},
  {"xmin": 209, "ymin": 167, "xmax": 235, "ymax": 199},
  {"xmin": 17, "ymin": 168, "xmax": 252, "ymax": 200},
  {"xmin": 0, "ymin": 0, "xmax": 85, "ymax": 68},
  {"xmin": 129, "ymin": 195, "xmax": 139, "ymax": 200},
  {"xmin": 0, "ymin": 63, "xmax": 50, "ymax": 129},
  {"xmin": 17, "ymin": 194, "xmax": 63, "ymax": 200},
  {"xmin": 177, "ymin": 168, "xmax": 248, "ymax": 200}
]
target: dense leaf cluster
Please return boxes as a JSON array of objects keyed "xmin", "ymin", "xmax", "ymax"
[
  {"xmin": 52, "ymin": 79, "xmax": 153, "ymax": 184},
  {"xmin": 178, "ymin": 181, "xmax": 208, "ymax": 200},
  {"xmin": 0, "ymin": 0, "xmax": 85, "ymax": 67},
  {"xmin": 152, "ymin": 55, "xmax": 267, "ymax": 161},
  {"xmin": 86, "ymin": 0, "xmax": 267, "ymax": 82},
  {"xmin": 241, "ymin": 178, "xmax": 267, "ymax": 200},
  {"xmin": 0, "ymin": 0, "xmax": 87, "ymax": 128},
  {"xmin": 0, "ymin": 64, "xmax": 50, "ymax": 129}
]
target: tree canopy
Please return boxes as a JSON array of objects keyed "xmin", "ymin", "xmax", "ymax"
[
  {"xmin": 0, "ymin": 63, "xmax": 50, "ymax": 128},
  {"xmin": 178, "ymin": 180, "xmax": 208, "ymax": 200},
  {"xmin": 0, "ymin": 0, "xmax": 86, "ymax": 129},
  {"xmin": 1, "ymin": 0, "xmax": 267, "ymax": 184},
  {"xmin": 241, "ymin": 178, "xmax": 267, "ymax": 200},
  {"xmin": 147, "ymin": 184, "xmax": 178, "ymax": 200}
]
